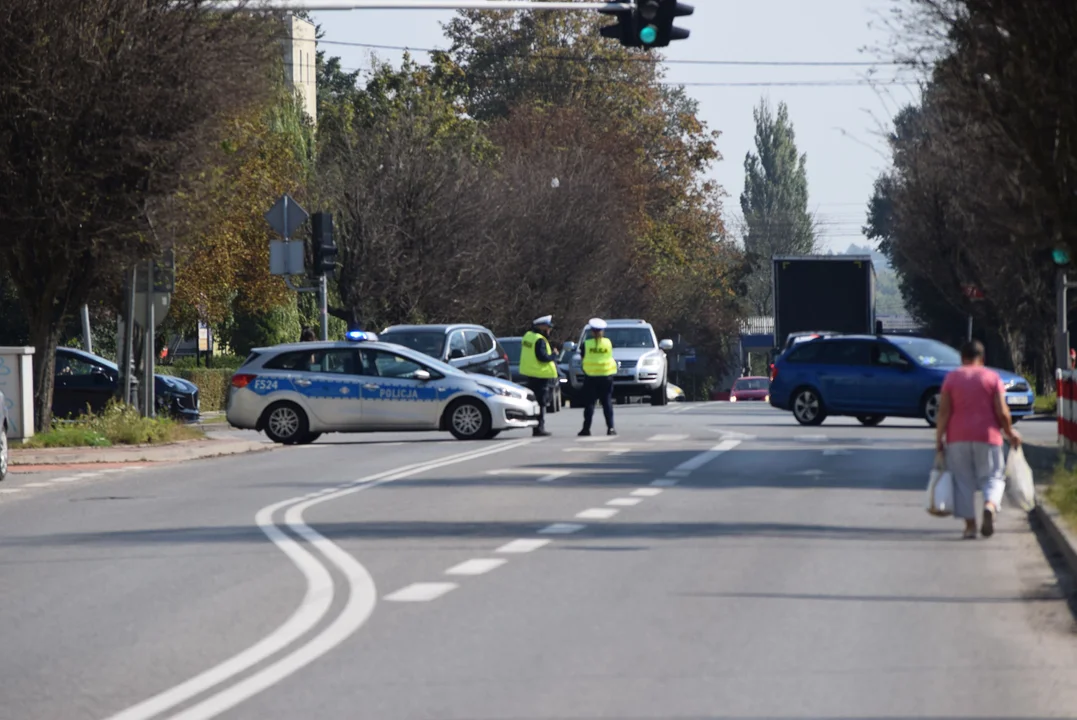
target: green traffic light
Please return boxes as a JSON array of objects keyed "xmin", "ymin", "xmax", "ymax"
[
  {"xmin": 639, "ymin": 24, "xmax": 657, "ymax": 44},
  {"xmin": 1054, "ymin": 248, "xmax": 1071, "ymax": 265}
]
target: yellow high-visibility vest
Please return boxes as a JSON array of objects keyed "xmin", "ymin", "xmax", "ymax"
[
  {"xmin": 520, "ymin": 330, "xmax": 557, "ymax": 379},
  {"xmin": 583, "ymin": 337, "xmax": 617, "ymax": 377}
]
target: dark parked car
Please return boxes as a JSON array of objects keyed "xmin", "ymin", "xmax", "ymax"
[
  {"xmin": 498, "ymin": 336, "xmax": 565, "ymax": 412},
  {"xmin": 54, "ymin": 347, "xmax": 200, "ymax": 422},
  {"xmin": 769, "ymin": 335, "xmax": 1034, "ymax": 427},
  {"xmin": 378, "ymin": 324, "xmax": 511, "ymax": 381}
]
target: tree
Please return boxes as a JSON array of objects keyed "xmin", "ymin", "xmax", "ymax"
[
  {"xmin": 0, "ymin": 0, "xmax": 278, "ymax": 429},
  {"xmin": 739, "ymin": 99, "xmax": 817, "ymax": 315}
]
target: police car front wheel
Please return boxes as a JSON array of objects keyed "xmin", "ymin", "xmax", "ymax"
[
  {"xmin": 445, "ymin": 399, "xmax": 492, "ymax": 441},
  {"xmin": 262, "ymin": 401, "xmax": 311, "ymax": 445}
]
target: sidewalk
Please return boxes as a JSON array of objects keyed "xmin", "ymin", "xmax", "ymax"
[{"xmin": 10, "ymin": 431, "xmax": 274, "ymax": 467}]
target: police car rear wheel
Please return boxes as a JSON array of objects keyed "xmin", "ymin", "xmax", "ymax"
[
  {"xmin": 262, "ymin": 402, "xmax": 309, "ymax": 444},
  {"xmin": 447, "ymin": 399, "xmax": 491, "ymax": 441}
]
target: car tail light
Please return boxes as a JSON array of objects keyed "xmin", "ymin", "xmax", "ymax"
[
  {"xmin": 231, "ymin": 373, "xmax": 257, "ymax": 389},
  {"xmin": 769, "ymin": 364, "xmax": 778, "ymax": 381}
]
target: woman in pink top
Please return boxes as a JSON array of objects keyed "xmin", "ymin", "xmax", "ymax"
[{"xmin": 935, "ymin": 340, "xmax": 1021, "ymax": 539}]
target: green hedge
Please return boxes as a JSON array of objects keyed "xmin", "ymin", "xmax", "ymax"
[{"xmin": 169, "ymin": 368, "xmax": 233, "ymax": 412}]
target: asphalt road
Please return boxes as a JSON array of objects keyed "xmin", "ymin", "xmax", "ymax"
[{"xmin": 2, "ymin": 402, "xmax": 1076, "ymax": 720}]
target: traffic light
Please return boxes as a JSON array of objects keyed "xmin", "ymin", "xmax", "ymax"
[
  {"xmin": 600, "ymin": 0, "xmax": 694, "ymax": 49},
  {"xmin": 599, "ymin": 1, "xmax": 641, "ymax": 48},
  {"xmin": 1037, "ymin": 246, "xmax": 1072, "ymax": 267},
  {"xmin": 311, "ymin": 212, "xmax": 337, "ymax": 276},
  {"xmin": 652, "ymin": 0, "xmax": 694, "ymax": 47}
]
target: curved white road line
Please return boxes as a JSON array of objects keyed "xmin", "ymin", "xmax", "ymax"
[{"xmin": 102, "ymin": 439, "xmax": 532, "ymax": 720}]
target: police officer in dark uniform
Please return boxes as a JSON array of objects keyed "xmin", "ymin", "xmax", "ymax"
[{"xmin": 520, "ymin": 314, "xmax": 557, "ymax": 437}]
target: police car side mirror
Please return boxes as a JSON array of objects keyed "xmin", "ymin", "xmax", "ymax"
[
  {"xmin": 659, "ymin": 339, "xmax": 674, "ymax": 352},
  {"xmin": 413, "ymin": 369, "xmax": 432, "ymax": 382}
]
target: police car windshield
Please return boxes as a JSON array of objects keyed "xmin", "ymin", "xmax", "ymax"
[
  {"xmin": 595, "ymin": 328, "xmax": 655, "ymax": 349},
  {"xmin": 378, "ymin": 331, "xmax": 446, "ymax": 359}
]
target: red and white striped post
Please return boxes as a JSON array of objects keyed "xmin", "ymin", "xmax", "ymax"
[{"xmin": 1058, "ymin": 370, "xmax": 1077, "ymax": 452}]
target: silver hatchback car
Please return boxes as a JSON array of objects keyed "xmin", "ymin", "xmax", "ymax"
[{"xmin": 226, "ymin": 333, "xmax": 541, "ymax": 444}]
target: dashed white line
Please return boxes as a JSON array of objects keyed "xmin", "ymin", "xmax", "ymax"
[
  {"xmin": 607, "ymin": 498, "xmax": 642, "ymax": 507},
  {"xmin": 486, "ymin": 469, "xmax": 570, "ymax": 483},
  {"xmin": 0, "ymin": 488, "xmax": 21, "ymax": 494},
  {"xmin": 795, "ymin": 434, "xmax": 828, "ymax": 443},
  {"xmin": 576, "ymin": 508, "xmax": 619, "ymax": 520},
  {"xmin": 445, "ymin": 558, "xmax": 506, "ymax": 576},
  {"xmin": 671, "ymin": 439, "xmax": 741, "ymax": 473},
  {"xmin": 563, "ymin": 445, "xmax": 636, "ymax": 454},
  {"xmin": 49, "ymin": 476, "xmax": 81, "ymax": 483},
  {"xmin": 496, "ymin": 539, "xmax": 551, "ymax": 554},
  {"xmin": 22, "ymin": 482, "xmax": 50, "ymax": 488},
  {"xmin": 74, "ymin": 471, "xmax": 103, "ymax": 478},
  {"xmin": 651, "ymin": 478, "xmax": 679, "ymax": 487},
  {"xmin": 649, "ymin": 434, "xmax": 689, "ymax": 442},
  {"xmin": 384, "ymin": 583, "xmax": 458, "ymax": 602},
  {"xmin": 823, "ymin": 449, "xmax": 851, "ymax": 456},
  {"xmin": 631, "ymin": 488, "xmax": 663, "ymax": 497},
  {"xmin": 539, "ymin": 523, "xmax": 586, "ymax": 535},
  {"xmin": 796, "ymin": 469, "xmax": 825, "ymax": 476}
]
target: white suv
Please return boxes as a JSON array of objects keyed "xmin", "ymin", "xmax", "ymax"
[{"xmin": 565, "ymin": 319, "xmax": 674, "ymax": 406}]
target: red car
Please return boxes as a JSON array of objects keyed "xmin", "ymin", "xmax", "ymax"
[{"xmin": 730, "ymin": 376, "xmax": 770, "ymax": 402}]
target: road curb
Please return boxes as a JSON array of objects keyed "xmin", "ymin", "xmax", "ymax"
[
  {"xmin": 1031, "ymin": 496, "xmax": 1077, "ymax": 582},
  {"xmin": 9, "ymin": 439, "xmax": 275, "ymax": 466}
]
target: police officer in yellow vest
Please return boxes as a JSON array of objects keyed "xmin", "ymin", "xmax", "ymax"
[
  {"xmin": 520, "ymin": 314, "xmax": 557, "ymax": 437},
  {"xmin": 579, "ymin": 317, "xmax": 617, "ymax": 437}
]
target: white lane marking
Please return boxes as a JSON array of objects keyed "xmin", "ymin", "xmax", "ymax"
[
  {"xmin": 563, "ymin": 445, "xmax": 636, "ymax": 453},
  {"xmin": 487, "ymin": 469, "xmax": 570, "ymax": 483},
  {"xmin": 823, "ymin": 449, "xmax": 851, "ymax": 456},
  {"xmin": 539, "ymin": 523, "xmax": 586, "ymax": 534},
  {"xmin": 607, "ymin": 498, "xmax": 642, "ymax": 507},
  {"xmin": 384, "ymin": 583, "xmax": 458, "ymax": 602},
  {"xmin": 49, "ymin": 476, "xmax": 81, "ymax": 483},
  {"xmin": 671, "ymin": 439, "xmax": 741, "ymax": 473},
  {"xmin": 649, "ymin": 434, "xmax": 689, "ymax": 442},
  {"xmin": 445, "ymin": 558, "xmax": 506, "ymax": 576},
  {"xmin": 665, "ymin": 404, "xmax": 692, "ymax": 414},
  {"xmin": 631, "ymin": 488, "xmax": 663, "ymax": 497},
  {"xmin": 796, "ymin": 469, "xmax": 825, "ymax": 476},
  {"xmin": 709, "ymin": 429, "xmax": 757, "ymax": 441},
  {"xmin": 651, "ymin": 478, "xmax": 678, "ymax": 487},
  {"xmin": 104, "ymin": 439, "xmax": 531, "ymax": 720},
  {"xmin": 795, "ymin": 434, "xmax": 828, "ymax": 443},
  {"xmin": 22, "ymin": 482, "xmax": 50, "ymax": 488},
  {"xmin": 576, "ymin": 508, "xmax": 619, "ymax": 520},
  {"xmin": 496, "ymin": 539, "xmax": 550, "ymax": 553},
  {"xmin": 74, "ymin": 472, "xmax": 103, "ymax": 478},
  {"xmin": 0, "ymin": 488, "xmax": 21, "ymax": 494}
]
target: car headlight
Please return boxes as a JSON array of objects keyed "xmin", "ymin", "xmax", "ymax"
[
  {"xmin": 480, "ymin": 384, "xmax": 524, "ymax": 400},
  {"xmin": 640, "ymin": 355, "xmax": 662, "ymax": 369}
]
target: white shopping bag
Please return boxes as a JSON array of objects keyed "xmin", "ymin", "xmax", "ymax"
[
  {"xmin": 926, "ymin": 452, "xmax": 954, "ymax": 517},
  {"xmin": 1005, "ymin": 445, "xmax": 1036, "ymax": 512}
]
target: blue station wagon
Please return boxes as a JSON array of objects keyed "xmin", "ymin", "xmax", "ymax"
[{"xmin": 769, "ymin": 335, "xmax": 1034, "ymax": 427}]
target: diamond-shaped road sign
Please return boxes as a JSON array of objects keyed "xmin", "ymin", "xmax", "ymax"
[{"xmin": 265, "ymin": 194, "xmax": 309, "ymax": 239}]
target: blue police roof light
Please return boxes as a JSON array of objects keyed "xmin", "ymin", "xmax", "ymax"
[{"xmin": 345, "ymin": 330, "xmax": 370, "ymax": 342}]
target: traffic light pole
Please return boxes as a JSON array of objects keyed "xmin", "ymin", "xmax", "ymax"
[
  {"xmin": 319, "ymin": 274, "xmax": 330, "ymax": 342},
  {"xmin": 1057, "ymin": 269, "xmax": 1077, "ymax": 370}
]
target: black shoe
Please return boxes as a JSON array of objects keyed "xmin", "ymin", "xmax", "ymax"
[
  {"xmin": 607, "ymin": 428, "xmax": 617, "ymax": 436},
  {"xmin": 578, "ymin": 429, "xmax": 591, "ymax": 437},
  {"xmin": 982, "ymin": 506, "xmax": 995, "ymax": 537},
  {"xmin": 533, "ymin": 429, "xmax": 551, "ymax": 437}
]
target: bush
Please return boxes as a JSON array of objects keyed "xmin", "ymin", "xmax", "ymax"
[
  {"xmin": 165, "ymin": 353, "xmax": 246, "ymax": 371},
  {"xmin": 1047, "ymin": 464, "xmax": 1077, "ymax": 532},
  {"xmin": 169, "ymin": 367, "xmax": 233, "ymax": 412},
  {"xmin": 25, "ymin": 402, "xmax": 203, "ymax": 448}
]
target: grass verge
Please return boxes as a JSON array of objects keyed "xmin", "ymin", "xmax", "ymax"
[
  {"xmin": 1035, "ymin": 393, "xmax": 1058, "ymax": 415},
  {"xmin": 1047, "ymin": 463, "xmax": 1077, "ymax": 532},
  {"xmin": 24, "ymin": 402, "xmax": 205, "ymax": 449}
]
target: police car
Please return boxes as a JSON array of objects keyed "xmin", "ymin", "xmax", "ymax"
[{"xmin": 226, "ymin": 332, "xmax": 541, "ymax": 444}]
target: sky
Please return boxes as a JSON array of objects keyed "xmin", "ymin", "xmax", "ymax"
[{"xmin": 311, "ymin": 0, "xmax": 922, "ymax": 253}]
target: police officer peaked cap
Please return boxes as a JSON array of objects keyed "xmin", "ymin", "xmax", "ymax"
[
  {"xmin": 588, "ymin": 318, "xmax": 607, "ymax": 330},
  {"xmin": 533, "ymin": 315, "xmax": 553, "ymax": 327}
]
